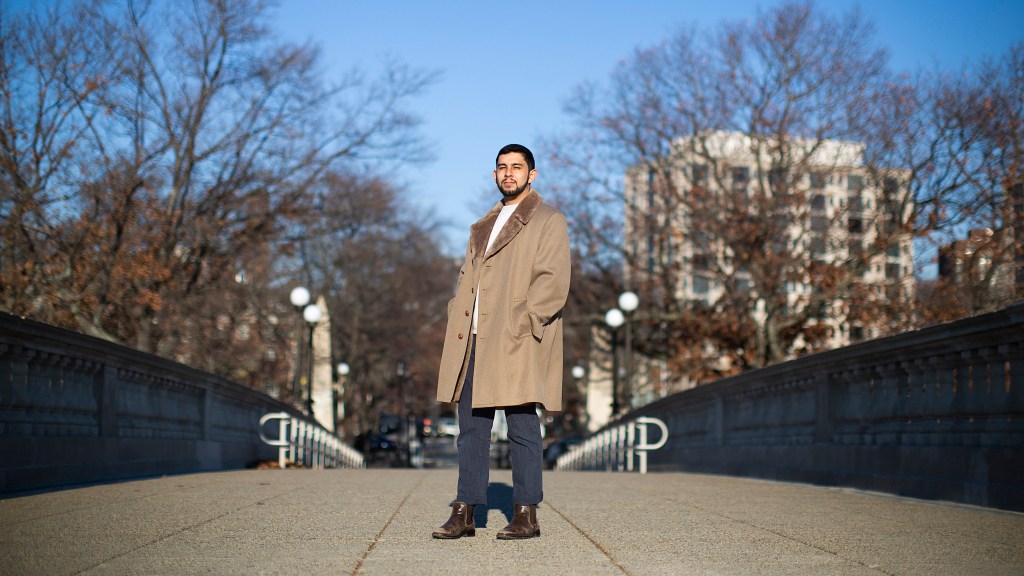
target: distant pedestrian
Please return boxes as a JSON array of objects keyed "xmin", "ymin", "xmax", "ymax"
[{"xmin": 431, "ymin": 144, "xmax": 571, "ymax": 540}]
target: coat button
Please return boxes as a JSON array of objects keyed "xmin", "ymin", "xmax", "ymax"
[
  {"xmin": 464, "ymin": 310, "xmax": 470, "ymax": 316},
  {"xmin": 458, "ymin": 333, "xmax": 464, "ymax": 340}
]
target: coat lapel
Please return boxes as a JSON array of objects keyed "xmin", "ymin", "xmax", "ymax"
[
  {"xmin": 477, "ymin": 190, "xmax": 544, "ymax": 260},
  {"xmin": 469, "ymin": 209, "xmax": 498, "ymax": 262}
]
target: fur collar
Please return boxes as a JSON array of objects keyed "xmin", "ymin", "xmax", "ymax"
[{"xmin": 469, "ymin": 189, "xmax": 545, "ymax": 260}]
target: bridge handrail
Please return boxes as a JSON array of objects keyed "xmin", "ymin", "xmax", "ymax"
[
  {"xmin": 259, "ymin": 412, "xmax": 364, "ymax": 469},
  {"xmin": 555, "ymin": 416, "xmax": 668, "ymax": 474}
]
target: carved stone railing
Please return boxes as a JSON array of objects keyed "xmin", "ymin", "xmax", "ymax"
[
  {"xmin": 0, "ymin": 312, "xmax": 324, "ymax": 494},
  {"xmin": 606, "ymin": 302, "xmax": 1024, "ymax": 512}
]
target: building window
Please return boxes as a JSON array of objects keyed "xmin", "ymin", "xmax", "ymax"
[
  {"xmin": 847, "ymin": 194, "xmax": 864, "ymax": 212},
  {"xmin": 811, "ymin": 194, "xmax": 827, "ymax": 211},
  {"xmin": 693, "ymin": 274, "xmax": 710, "ymax": 294},
  {"xmin": 731, "ymin": 166, "xmax": 749, "ymax": 191},
  {"xmin": 733, "ymin": 276, "xmax": 752, "ymax": 293},
  {"xmin": 810, "ymin": 171, "xmax": 827, "ymax": 189},
  {"xmin": 811, "ymin": 215, "xmax": 829, "ymax": 232},
  {"xmin": 848, "ymin": 174, "xmax": 863, "ymax": 193},
  {"xmin": 848, "ymin": 218, "xmax": 864, "ymax": 235},
  {"xmin": 691, "ymin": 163, "xmax": 708, "ymax": 186},
  {"xmin": 883, "ymin": 177, "xmax": 899, "ymax": 200}
]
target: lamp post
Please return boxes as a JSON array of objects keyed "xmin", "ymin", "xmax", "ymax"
[
  {"xmin": 604, "ymin": 307, "xmax": 625, "ymax": 416},
  {"xmin": 288, "ymin": 286, "xmax": 311, "ymax": 400},
  {"xmin": 571, "ymin": 364, "xmax": 586, "ymax": 432},
  {"xmin": 618, "ymin": 291, "xmax": 639, "ymax": 412},
  {"xmin": 396, "ymin": 360, "xmax": 409, "ymax": 466},
  {"xmin": 302, "ymin": 302, "xmax": 322, "ymax": 417},
  {"xmin": 335, "ymin": 362, "xmax": 349, "ymax": 433}
]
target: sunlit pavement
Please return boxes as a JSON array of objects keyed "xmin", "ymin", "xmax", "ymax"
[{"xmin": 2, "ymin": 466, "xmax": 1022, "ymax": 576}]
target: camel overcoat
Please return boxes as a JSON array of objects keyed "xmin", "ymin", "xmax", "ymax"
[{"xmin": 435, "ymin": 189, "xmax": 571, "ymax": 411}]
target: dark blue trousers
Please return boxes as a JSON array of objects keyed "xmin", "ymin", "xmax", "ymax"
[{"xmin": 456, "ymin": 340, "xmax": 543, "ymax": 506}]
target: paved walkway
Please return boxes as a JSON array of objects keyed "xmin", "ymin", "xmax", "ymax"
[{"xmin": 1, "ymin": 468, "xmax": 1022, "ymax": 575}]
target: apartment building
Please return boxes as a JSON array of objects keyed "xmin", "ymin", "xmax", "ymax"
[
  {"xmin": 625, "ymin": 131, "xmax": 914, "ymax": 352},
  {"xmin": 586, "ymin": 131, "xmax": 917, "ymax": 429}
]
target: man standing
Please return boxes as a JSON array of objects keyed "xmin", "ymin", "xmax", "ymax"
[{"xmin": 432, "ymin": 144, "xmax": 571, "ymax": 540}]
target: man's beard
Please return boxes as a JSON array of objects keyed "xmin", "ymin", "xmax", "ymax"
[{"xmin": 497, "ymin": 180, "xmax": 529, "ymax": 199}]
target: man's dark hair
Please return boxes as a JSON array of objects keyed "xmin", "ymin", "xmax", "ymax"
[{"xmin": 496, "ymin": 144, "xmax": 535, "ymax": 171}]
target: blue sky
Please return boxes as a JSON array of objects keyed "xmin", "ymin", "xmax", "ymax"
[
  {"xmin": 8, "ymin": 1, "xmax": 1022, "ymax": 251},
  {"xmin": 275, "ymin": 0, "xmax": 1024, "ymax": 252}
]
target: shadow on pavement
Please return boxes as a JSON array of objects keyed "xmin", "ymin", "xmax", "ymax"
[{"xmin": 477, "ymin": 482, "xmax": 513, "ymax": 527}]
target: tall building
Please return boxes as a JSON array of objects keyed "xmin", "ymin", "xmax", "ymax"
[
  {"xmin": 624, "ymin": 131, "xmax": 913, "ymax": 371},
  {"xmin": 585, "ymin": 131, "xmax": 916, "ymax": 429}
]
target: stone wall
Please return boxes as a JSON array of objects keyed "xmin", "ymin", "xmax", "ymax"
[
  {"xmin": 0, "ymin": 312, "xmax": 308, "ymax": 494},
  {"xmin": 624, "ymin": 302, "xmax": 1024, "ymax": 511}
]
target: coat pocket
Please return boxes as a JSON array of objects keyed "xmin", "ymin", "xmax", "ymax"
[{"xmin": 512, "ymin": 297, "xmax": 530, "ymax": 338}]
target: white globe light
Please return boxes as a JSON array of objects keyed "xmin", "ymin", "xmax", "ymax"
[
  {"xmin": 618, "ymin": 291, "xmax": 639, "ymax": 313},
  {"xmin": 572, "ymin": 365, "xmax": 585, "ymax": 379},
  {"xmin": 605, "ymin": 308, "xmax": 625, "ymax": 328},
  {"xmin": 338, "ymin": 362, "xmax": 350, "ymax": 376},
  {"xmin": 289, "ymin": 286, "xmax": 310, "ymax": 307},
  {"xmin": 302, "ymin": 304, "xmax": 322, "ymax": 324}
]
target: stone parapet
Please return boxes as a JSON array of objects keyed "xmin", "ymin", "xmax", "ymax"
[
  {"xmin": 0, "ymin": 312, "xmax": 311, "ymax": 494},
  {"xmin": 618, "ymin": 302, "xmax": 1024, "ymax": 511}
]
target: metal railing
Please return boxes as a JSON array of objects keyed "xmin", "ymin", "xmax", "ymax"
[
  {"xmin": 259, "ymin": 412, "xmax": 365, "ymax": 469},
  {"xmin": 556, "ymin": 416, "xmax": 668, "ymax": 474}
]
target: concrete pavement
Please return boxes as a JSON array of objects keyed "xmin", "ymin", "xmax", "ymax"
[{"xmin": 1, "ymin": 468, "xmax": 1022, "ymax": 575}]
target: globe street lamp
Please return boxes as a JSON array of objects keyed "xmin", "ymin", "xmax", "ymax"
[
  {"xmin": 571, "ymin": 365, "xmax": 586, "ymax": 380},
  {"xmin": 335, "ymin": 362, "xmax": 350, "ymax": 433},
  {"xmin": 302, "ymin": 302, "xmax": 322, "ymax": 417},
  {"xmin": 618, "ymin": 291, "xmax": 639, "ymax": 412},
  {"xmin": 604, "ymin": 307, "xmax": 625, "ymax": 416}
]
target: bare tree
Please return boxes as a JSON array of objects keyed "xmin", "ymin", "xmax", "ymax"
[
  {"xmin": 1, "ymin": 0, "xmax": 436, "ymax": 377},
  {"xmin": 546, "ymin": 2, "xmax": 938, "ymax": 385},
  {"xmin": 0, "ymin": 1, "xmax": 126, "ymax": 327},
  {"xmin": 933, "ymin": 44, "xmax": 1024, "ymax": 314},
  {"xmin": 290, "ymin": 171, "xmax": 456, "ymax": 436}
]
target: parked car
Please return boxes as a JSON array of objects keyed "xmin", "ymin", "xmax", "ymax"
[{"xmin": 354, "ymin": 431, "xmax": 398, "ymax": 465}]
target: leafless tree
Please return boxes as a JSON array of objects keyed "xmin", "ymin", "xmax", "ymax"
[
  {"xmin": 1, "ymin": 0, "xmax": 437, "ymax": 385},
  {"xmin": 289, "ymin": 171, "xmax": 456, "ymax": 436},
  {"xmin": 545, "ymin": 1, "xmax": 967, "ymax": 385}
]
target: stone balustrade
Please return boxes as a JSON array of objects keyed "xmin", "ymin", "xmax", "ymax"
[
  {"xmin": 618, "ymin": 302, "xmax": 1024, "ymax": 511},
  {"xmin": 0, "ymin": 312, "xmax": 315, "ymax": 494}
]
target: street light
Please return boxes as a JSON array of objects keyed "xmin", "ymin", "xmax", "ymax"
[
  {"xmin": 571, "ymin": 365, "xmax": 586, "ymax": 380},
  {"xmin": 618, "ymin": 291, "xmax": 639, "ymax": 412},
  {"xmin": 288, "ymin": 286, "xmax": 311, "ymax": 399},
  {"xmin": 289, "ymin": 286, "xmax": 311, "ymax": 309},
  {"xmin": 604, "ymin": 307, "xmax": 625, "ymax": 416},
  {"xmin": 335, "ymin": 362, "xmax": 350, "ymax": 433},
  {"xmin": 302, "ymin": 302, "xmax": 322, "ymax": 417}
]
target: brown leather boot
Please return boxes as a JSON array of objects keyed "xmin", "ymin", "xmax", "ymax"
[
  {"xmin": 496, "ymin": 504, "xmax": 540, "ymax": 540},
  {"xmin": 431, "ymin": 501, "xmax": 476, "ymax": 539}
]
